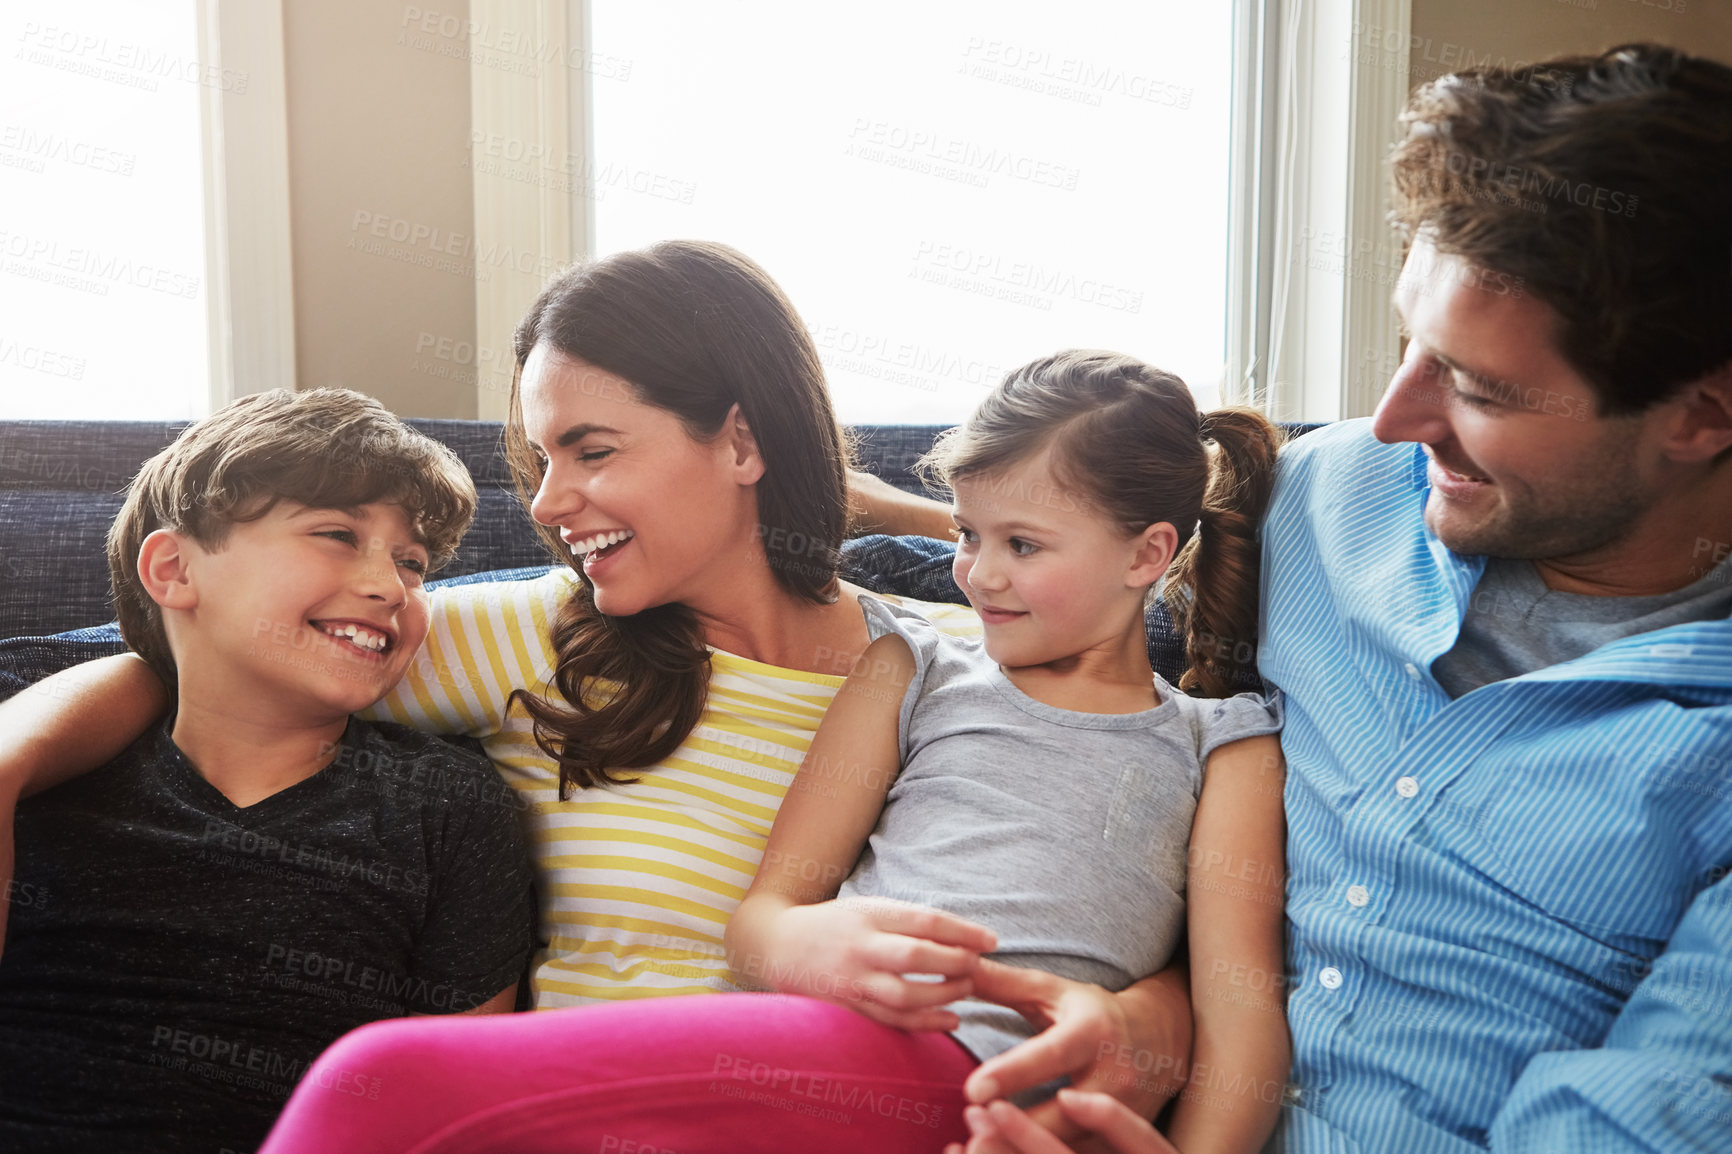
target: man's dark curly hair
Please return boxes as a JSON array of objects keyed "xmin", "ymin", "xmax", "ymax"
[{"xmin": 1389, "ymin": 43, "xmax": 1732, "ymax": 415}]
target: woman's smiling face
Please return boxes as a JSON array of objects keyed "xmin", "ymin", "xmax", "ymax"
[{"xmin": 519, "ymin": 344, "xmax": 765, "ymax": 617}]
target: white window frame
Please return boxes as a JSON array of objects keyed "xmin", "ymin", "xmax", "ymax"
[
  {"xmin": 195, "ymin": 1, "xmax": 1413, "ymax": 425},
  {"xmin": 1228, "ymin": 0, "xmax": 1413, "ymax": 422},
  {"xmin": 195, "ymin": 0, "xmax": 297, "ymax": 412}
]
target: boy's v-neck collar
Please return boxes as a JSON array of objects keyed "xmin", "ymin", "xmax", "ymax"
[{"xmin": 155, "ymin": 714, "xmax": 353, "ymax": 819}]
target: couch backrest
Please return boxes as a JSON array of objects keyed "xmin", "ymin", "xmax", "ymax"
[{"xmin": 0, "ymin": 420, "xmax": 955, "ymax": 639}]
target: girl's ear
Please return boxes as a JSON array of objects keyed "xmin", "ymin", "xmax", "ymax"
[
  {"xmin": 137, "ymin": 529, "xmax": 199, "ymax": 610},
  {"xmin": 1126, "ymin": 521, "xmax": 1181, "ymax": 590},
  {"xmin": 720, "ymin": 403, "xmax": 767, "ymax": 485}
]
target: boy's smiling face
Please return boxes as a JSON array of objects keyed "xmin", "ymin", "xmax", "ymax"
[{"xmin": 166, "ymin": 500, "xmax": 431, "ymax": 721}]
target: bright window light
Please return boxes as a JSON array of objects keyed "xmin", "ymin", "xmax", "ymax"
[
  {"xmin": 590, "ymin": 1, "xmax": 1234, "ymax": 423},
  {"xmin": 0, "ymin": 1, "xmax": 208, "ymax": 420}
]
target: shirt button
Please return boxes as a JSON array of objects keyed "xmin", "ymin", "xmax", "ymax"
[
  {"xmin": 1319, "ymin": 967, "xmax": 1343, "ymax": 990},
  {"xmin": 1396, "ymin": 775, "xmax": 1419, "ymax": 798},
  {"xmin": 1346, "ymin": 884, "xmax": 1370, "ymax": 907},
  {"xmin": 1403, "ymin": 662, "xmax": 1420, "ymax": 678}
]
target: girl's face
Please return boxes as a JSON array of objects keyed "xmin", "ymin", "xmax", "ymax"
[
  {"xmin": 519, "ymin": 344, "xmax": 765, "ymax": 617},
  {"xmin": 951, "ymin": 449, "xmax": 1170, "ymax": 672}
]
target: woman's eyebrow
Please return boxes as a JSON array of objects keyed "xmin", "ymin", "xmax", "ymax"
[{"xmin": 553, "ymin": 423, "xmax": 623, "ymax": 448}]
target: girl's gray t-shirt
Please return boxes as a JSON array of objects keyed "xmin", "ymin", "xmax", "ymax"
[{"xmin": 837, "ymin": 596, "xmax": 1284, "ymax": 1064}]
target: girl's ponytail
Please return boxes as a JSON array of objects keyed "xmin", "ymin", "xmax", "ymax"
[{"xmin": 1165, "ymin": 408, "xmax": 1283, "ymax": 698}]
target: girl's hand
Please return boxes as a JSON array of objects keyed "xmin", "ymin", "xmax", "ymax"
[
  {"xmin": 943, "ymin": 1091, "xmax": 1183, "ymax": 1154},
  {"xmin": 961, "ymin": 959, "xmax": 1189, "ymax": 1146},
  {"xmin": 759, "ymin": 896, "xmax": 997, "ymax": 1031}
]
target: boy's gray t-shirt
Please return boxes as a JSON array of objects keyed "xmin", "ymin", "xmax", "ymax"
[{"xmin": 838, "ymin": 596, "xmax": 1283, "ymax": 1064}]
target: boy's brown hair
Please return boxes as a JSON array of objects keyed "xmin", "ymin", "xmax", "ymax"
[{"xmin": 106, "ymin": 388, "xmax": 477, "ymax": 687}]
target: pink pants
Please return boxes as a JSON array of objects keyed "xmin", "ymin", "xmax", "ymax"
[{"xmin": 258, "ymin": 994, "xmax": 978, "ymax": 1154}]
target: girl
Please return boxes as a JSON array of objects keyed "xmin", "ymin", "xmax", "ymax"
[{"xmin": 258, "ymin": 350, "xmax": 1289, "ymax": 1154}]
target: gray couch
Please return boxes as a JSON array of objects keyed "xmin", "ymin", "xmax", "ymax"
[{"xmin": 0, "ymin": 420, "xmax": 956, "ymax": 640}]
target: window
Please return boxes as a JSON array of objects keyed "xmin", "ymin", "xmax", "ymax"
[
  {"xmin": 0, "ymin": 0, "xmax": 209, "ymax": 419},
  {"xmin": 588, "ymin": 1, "xmax": 1235, "ymax": 423}
]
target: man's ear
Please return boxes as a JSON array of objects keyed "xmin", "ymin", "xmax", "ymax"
[
  {"xmin": 720, "ymin": 403, "xmax": 766, "ymax": 485},
  {"xmin": 1664, "ymin": 364, "xmax": 1732, "ymax": 465},
  {"xmin": 1127, "ymin": 521, "xmax": 1181, "ymax": 591},
  {"xmin": 137, "ymin": 529, "xmax": 199, "ymax": 610}
]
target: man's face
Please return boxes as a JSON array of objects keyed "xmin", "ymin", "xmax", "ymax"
[{"xmin": 1371, "ymin": 237, "xmax": 1666, "ymax": 564}]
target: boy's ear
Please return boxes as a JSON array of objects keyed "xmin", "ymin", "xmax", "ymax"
[
  {"xmin": 1127, "ymin": 521, "xmax": 1181, "ymax": 590},
  {"xmin": 137, "ymin": 529, "xmax": 199, "ymax": 610},
  {"xmin": 720, "ymin": 403, "xmax": 766, "ymax": 485}
]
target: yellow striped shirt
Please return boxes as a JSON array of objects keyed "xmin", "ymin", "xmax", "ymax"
[{"xmin": 364, "ymin": 568, "xmax": 980, "ymax": 1008}]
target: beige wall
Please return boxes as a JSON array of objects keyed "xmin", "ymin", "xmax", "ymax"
[
  {"xmin": 1412, "ymin": 0, "xmax": 1732, "ymax": 89},
  {"xmin": 284, "ymin": 0, "xmax": 479, "ymax": 418}
]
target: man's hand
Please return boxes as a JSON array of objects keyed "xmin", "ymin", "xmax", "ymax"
[
  {"xmin": 754, "ymin": 897, "xmax": 996, "ymax": 1032},
  {"xmin": 943, "ymin": 1092, "xmax": 1184, "ymax": 1154},
  {"xmin": 845, "ymin": 468, "xmax": 956, "ymax": 541},
  {"xmin": 958, "ymin": 959, "xmax": 1190, "ymax": 1152}
]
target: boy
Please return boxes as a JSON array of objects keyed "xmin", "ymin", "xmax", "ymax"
[{"xmin": 0, "ymin": 389, "xmax": 536, "ymax": 1153}]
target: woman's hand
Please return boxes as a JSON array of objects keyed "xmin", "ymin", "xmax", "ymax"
[
  {"xmin": 0, "ymin": 781, "xmax": 15, "ymax": 959},
  {"xmin": 754, "ymin": 897, "xmax": 997, "ymax": 1031},
  {"xmin": 943, "ymin": 1091, "xmax": 1184, "ymax": 1154},
  {"xmin": 0, "ymin": 655, "xmax": 173, "ymax": 960},
  {"xmin": 958, "ymin": 959, "xmax": 1191, "ymax": 1150}
]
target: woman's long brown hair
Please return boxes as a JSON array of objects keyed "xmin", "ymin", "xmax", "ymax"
[
  {"xmin": 503, "ymin": 241, "xmax": 850, "ymax": 795},
  {"xmin": 918, "ymin": 350, "xmax": 1281, "ymax": 698}
]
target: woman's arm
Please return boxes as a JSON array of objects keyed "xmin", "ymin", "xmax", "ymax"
[
  {"xmin": 1, "ymin": 654, "xmax": 171, "ymax": 953},
  {"xmin": 1163, "ymin": 734, "xmax": 1289, "ymax": 1154},
  {"xmin": 724, "ymin": 632, "xmax": 996, "ymax": 1031}
]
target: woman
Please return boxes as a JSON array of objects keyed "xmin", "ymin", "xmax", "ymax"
[{"xmin": 0, "ymin": 241, "xmax": 1189, "ymax": 1148}]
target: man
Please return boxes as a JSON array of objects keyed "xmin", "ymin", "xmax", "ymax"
[{"xmin": 929, "ymin": 42, "xmax": 1732, "ymax": 1154}]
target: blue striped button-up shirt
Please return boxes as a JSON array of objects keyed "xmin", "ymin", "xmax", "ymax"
[{"xmin": 1260, "ymin": 420, "xmax": 1732, "ymax": 1153}]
